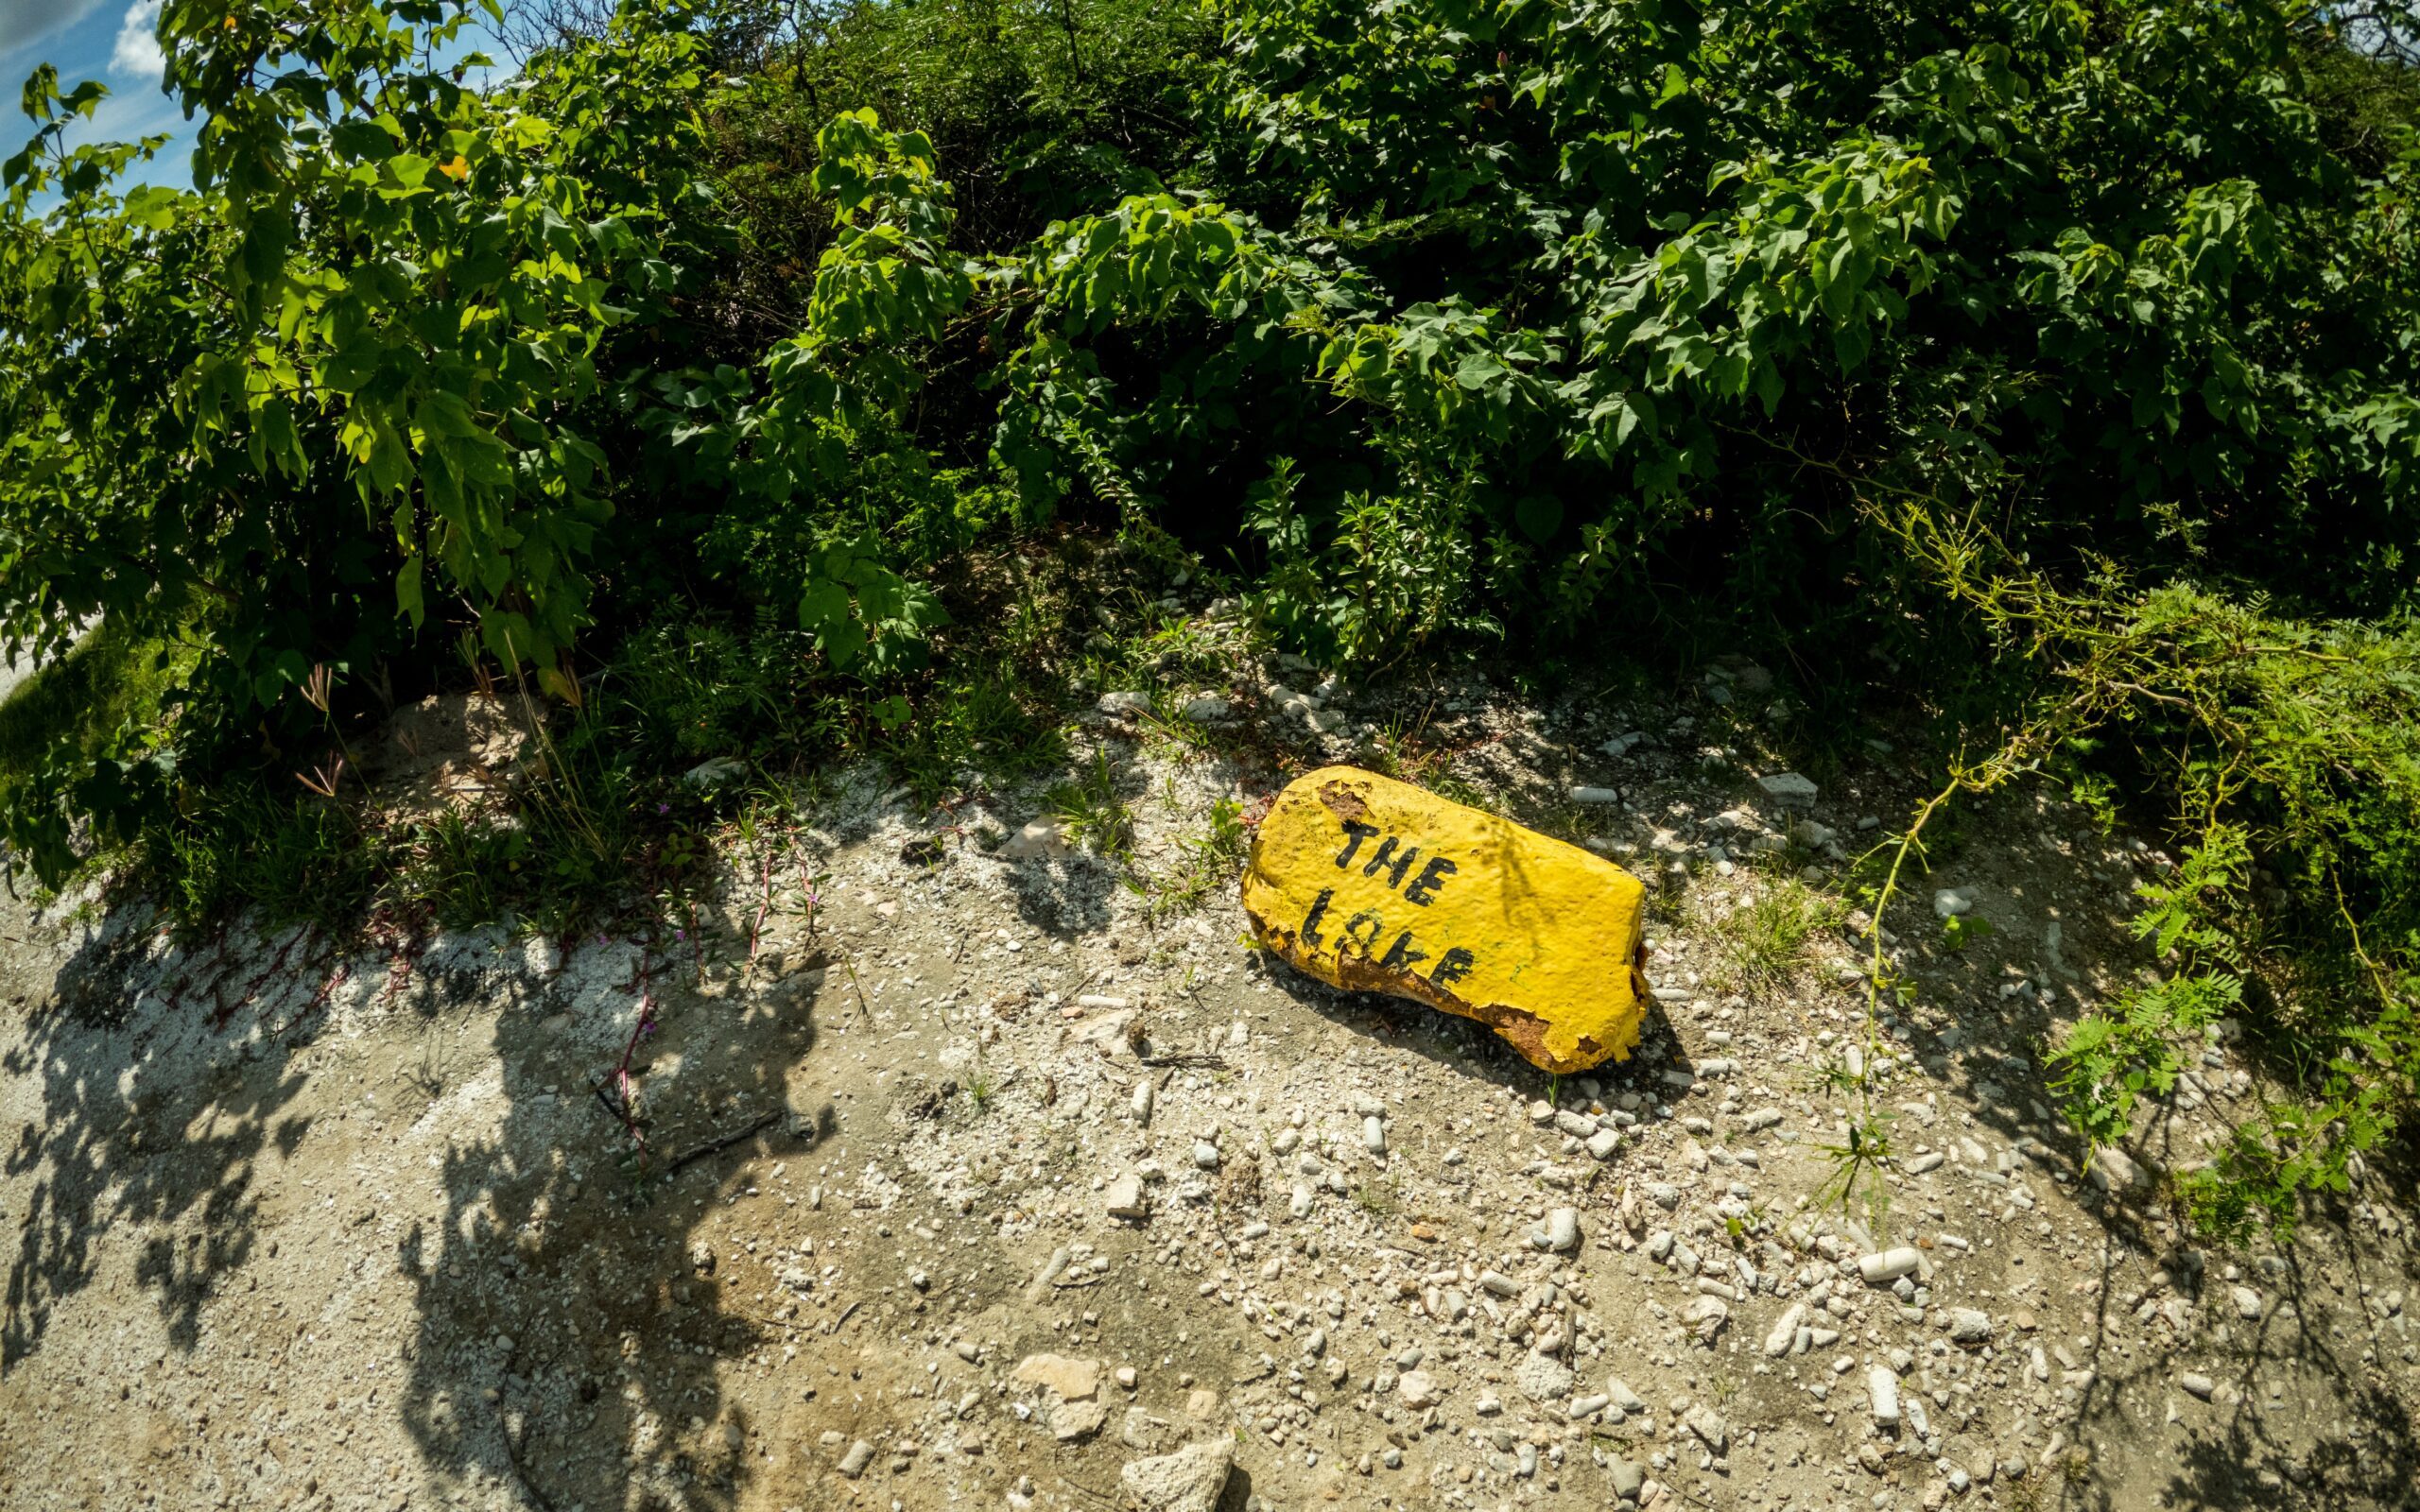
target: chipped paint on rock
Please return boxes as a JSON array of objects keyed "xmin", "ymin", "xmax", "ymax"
[{"xmin": 1241, "ymin": 765, "xmax": 1651, "ymax": 1073}]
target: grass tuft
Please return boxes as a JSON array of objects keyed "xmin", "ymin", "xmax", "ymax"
[{"xmin": 1707, "ymin": 877, "xmax": 1841, "ymax": 992}]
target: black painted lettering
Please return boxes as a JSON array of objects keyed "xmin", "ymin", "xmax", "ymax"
[
  {"xmin": 1430, "ymin": 947, "xmax": 1477, "ymax": 990},
  {"xmin": 1362, "ymin": 835, "xmax": 1420, "ymax": 889},
  {"xmin": 1301, "ymin": 887, "xmax": 1334, "ymax": 947},
  {"xmin": 1378, "ymin": 930, "xmax": 1428, "ymax": 971},
  {"xmin": 1403, "ymin": 854, "xmax": 1458, "ymax": 905},
  {"xmin": 1333, "ymin": 820, "xmax": 1380, "ymax": 868},
  {"xmin": 1341, "ymin": 910, "xmax": 1385, "ymax": 955}
]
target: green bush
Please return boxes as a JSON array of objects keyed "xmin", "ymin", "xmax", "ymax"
[{"xmin": 0, "ymin": 0, "xmax": 2416, "ymax": 1235}]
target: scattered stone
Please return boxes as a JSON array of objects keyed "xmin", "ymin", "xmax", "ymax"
[
  {"xmin": 2180, "ymin": 1372, "xmax": 2216, "ymax": 1400},
  {"xmin": 838, "ymin": 1438, "xmax": 875, "ymax": 1478},
  {"xmin": 1683, "ymin": 1295, "xmax": 1730, "ymax": 1337},
  {"xmin": 1757, "ymin": 771, "xmax": 1819, "ymax": 807},
  {"xmin": 1569, "ymin": 785, "xmax": 1623, "ymax": 804},
  {"xmin": 1098, "ymin": 691, "xmax": 1152, "ymax": 717},
  {"xmin": 1766, "ymin": 1302, "xmax": 1806, "ymax": 1356},
  {"xmin": 1514, "ymin": 1352, "xmax": 1574, "ymax": 1404},
  {"xmin": 1180, "ymin": 695, "xmax": 1232, "ymax": 723},
  {"xmin": 1948, "ymin": 1308, "xmax": 1993, "ymax": 1346},
  {"xmin": 2089, "ymin": 1146, "xmax": 2143, "ymax": 1192},
  {"xmin": 1052, "ymin": 1398, "xmax": 1109, "ymax": 1442},
  {"xmin": 1867, "ymin": 1366, "xmax": 1901, "ymax": 1426},
  {"xmin": 1609, "ymin": 1455, "xmax": 1646, "ymax": 1503},
  {"xmin": 2231, "ymin": 1285, "xmax": 2264, "ymax": 1319},
  {"xmin": 1858, "ymin": 1247, "xmax": 1922, "ymax": 1284},
  {"xmin": 1003, "ymin": 818, "xmax": 1069, "ymax": 860},
  {"xmin": 1014, "ymin": 1353, "xmax": 1102, "ymax": 1401},
  {"xmin": 1683, "ymin": 1404, "xmax": 1728, "ymax": 1453},
  {"xmin": 1397, "ymin": 1370, "xmax": 1441, "ymax": 1409},
  {"xmin": 1028, "ymin": 1246, "xmax": 1074, "ymax": 1300},
  {"xmin": 1106, "ymin": 1174, "xmax": 1150, "ymax": 1220},
  {"xmin": 1543, "ymin": 1207, "xmax": 1581, "ymax": 1254},
  {"xmin": 1117, "ymin": 1407, "xmax": 1172, "ymax": 1452},
  {"xmin": 1119, "ymin": 1438, "xmax": 1235, "ymax": 1512}
]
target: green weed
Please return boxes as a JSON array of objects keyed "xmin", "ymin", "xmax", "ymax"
[
  {"xmin": 1352, "ymin": 1177, "xmax": 1401, "ymax": 1217},
  {"xmin": 2049, "ymin": 828, "xmax": 2252, "ymax": 1174},
  {"xmin": 1813, "ymin": 1112, "xmax": 1894, "ymax": 1234},
  {"xmin": 0, "ymin": 619, "xmax": 194, "ymax": 788},
  {"xmin": 1145, "ymin": 797, "xmax": 1250, "ymax": 919},
  {"xmin": 1048, "ymin": 750, "xmax": 1137, "ymax": 863},
  {"xmin": 1939, "ymin": 913, "xmax": 1994, "ymax": 951},
  {"xmin": 1707, "ymin": 879, "xmax": 1840, "ymax": 992}
]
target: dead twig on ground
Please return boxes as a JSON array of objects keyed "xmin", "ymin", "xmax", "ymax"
[{"xmin": 665, "ymin": 1110, "xmax": 781, "ymax": 1174}]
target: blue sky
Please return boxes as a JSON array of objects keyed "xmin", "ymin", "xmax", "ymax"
[
  {"xmin": 0, "ymin": 1, "xmax": 187, "ymax": 180},
  {"xmin": 0, "ymin": 1, "xmax": 513, "ymax": 192}
]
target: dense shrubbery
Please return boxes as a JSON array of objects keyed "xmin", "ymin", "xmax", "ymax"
[{"xmin": 1, "ymin": 0, "xmax": 2416, "ymax": 1232}]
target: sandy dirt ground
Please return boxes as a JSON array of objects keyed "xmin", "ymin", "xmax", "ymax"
[{"xmin": 1, "ymin": 665, "xmax": 2413, "ymax": 1512}]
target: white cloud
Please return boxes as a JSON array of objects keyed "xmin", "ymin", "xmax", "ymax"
[
  {"xmin": 110, "ymin": 0, "xmax": 161, "ymax": 82},
  {"xmin": 0, "ymin": 0, "xmax": 112, "ymax": 57}
]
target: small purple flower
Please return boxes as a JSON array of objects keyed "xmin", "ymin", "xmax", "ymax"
[
  {"xmin": 656, "ymin": 801, "xmax": 670, "ymax": 815},
  {"xmin": 674, "ymin": 928, "xmax": 686, "ymax": 942}
]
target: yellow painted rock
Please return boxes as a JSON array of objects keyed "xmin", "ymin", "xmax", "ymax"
[{"xmin": 1241, "ymin": 765, "xmax": 1651, "ymax": 1073}]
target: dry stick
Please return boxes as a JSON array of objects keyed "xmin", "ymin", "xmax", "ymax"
[
  {"xmin": 838, "ymin": 952, "xmax": 873, "ymax": 1021},
  {"xmin": 665, "ymin": 1110, "xmax": 782, "ymax": 1175},
  {"xmin": 728, "ymin": 1304, "xmax": 824, "ymax": 1335},
  {"xmin": 493, "ymin": 1411, "xmax": 561, "ymax": 1512}
]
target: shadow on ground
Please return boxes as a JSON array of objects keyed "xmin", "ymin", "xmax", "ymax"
[{"xmin": 0, "ymin": 885, "xmax": 851, "ymax": 1512}]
